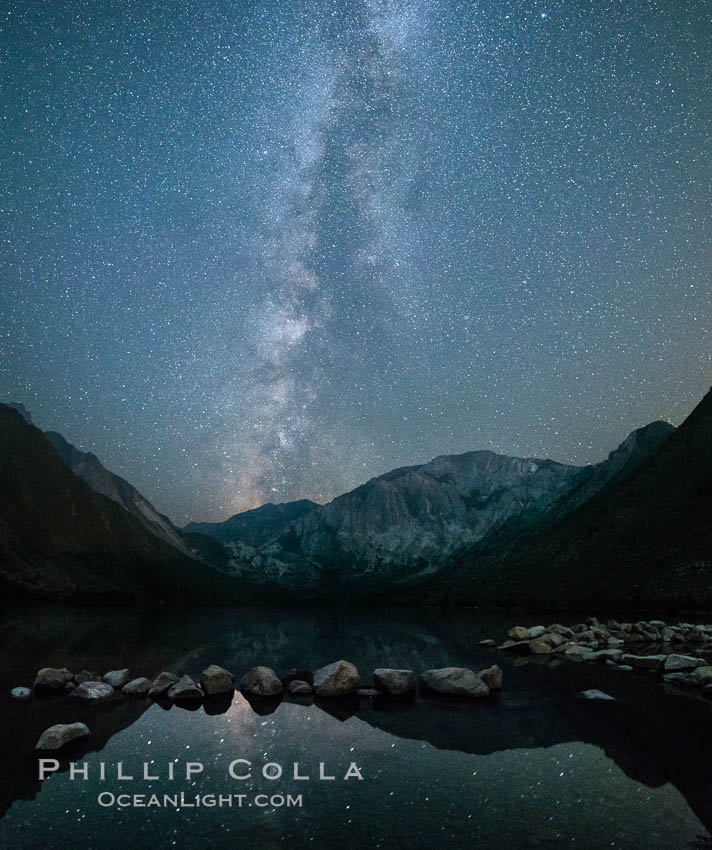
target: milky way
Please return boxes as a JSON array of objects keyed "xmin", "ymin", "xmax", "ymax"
[{"xmin": 1, "ymin": 0, "xmax": 711, "ymax": 522}]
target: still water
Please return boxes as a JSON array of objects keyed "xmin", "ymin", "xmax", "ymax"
[{"xmin": 0, "ymin": 605, "xmax": 710, "ymax": 849}]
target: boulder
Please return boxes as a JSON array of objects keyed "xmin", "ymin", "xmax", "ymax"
[
  {"xmin": 200, "ymin": 665, "xmax": 235, "ymax": 696},
  {"xmin": 72, "ymin": 681, "xmax": 114, "ymax": 701},
  {"xmin": 582, "ymin": 649, "xmax": 623, "ymax": 664},
  {"xmin": 690, "ymin": 666, "xmax": 712, "ymax": 686},
  {"xmin": 421, "ymin": 667, "xmax": 489, "ymax": 698},
  {"xmin": 33, "ymin": 668, "xmax": 73, "ymax": 690},
  {"xmin": 148, "ymin": 672, "xmax": 179, "ymax": 698},
  {"xmin": 166, "ymin": 675, "xmax": 204, "ymax": 701},
  {"xmin": 103, "ymin": 669, "xmax": 130, "ymax": 689},
  {"xmin": 478, "ymin": 664, "xmax": 503, "ymax": 691},
  {"xmin": 529, "ymin": 639, "xmax": 554, "ymax": 655},
  {"xmin": 507, "ymin": 626, "xmax": 530, "ymax": 641},
  {"xmin": 579, "ymin": 689, "xmax": 616, "ymax": 701},
  {"xmin": 663, "ymin": 654, "xmax": 706, "ymax": 672},
  {"xmin": 36, "ymin": 722, "xmax": 90, "ymax": 750},
  {"xmin": 373, "ymin": 669, "xmax": 417, "ymax": 696},
  {"xmin": 240, "ymin": 666, "xmax": 283, "ymax": 697},
  {"xmin": 286, "ymin": 680, "xmax": 313, "ymax": 696},
  {"xmin": 548, "ymin": 624, "xmax": 575, "ymax": 638},
  {"xmin": 10, "ymin": 687, "xmax": 31, "ymax": 701},
  {"xmin": 313, "ymin": 661, "xmax": 360, "ymax": 697},
  {"xmin": 528, "ymin": 626, "xmax": 547, "ymax": 639},
  {"xmin": 122, "ymin": 678, "xmax": 152, "ymax": 695}
]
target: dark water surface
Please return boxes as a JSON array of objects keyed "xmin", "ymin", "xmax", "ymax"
[{"xmin": 0, "ymin": 605, "xmax": 711, "ymax": 849}]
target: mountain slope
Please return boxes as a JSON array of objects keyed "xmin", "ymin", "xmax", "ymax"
[
  {"xmin": 184, "ymin": 499, "xmax": 318, "ymax": 546},
  {"xmin": 44, "ymin": 430, "xmax": 187, "ymax": 551},
  {"xmin": 0, "ymin": 404, "xmax": 239, "ymax": 602},
  {"xmin": 449, "ymin": 389, "xmax": 712, "ymax": 609}
]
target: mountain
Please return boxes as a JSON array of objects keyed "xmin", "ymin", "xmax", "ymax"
[
  {"xmin": 197, "ymin": 419, "xmax": 673, "ymax": 600},
  {"xmin": 44, "ymin": 430, "xmax": 187, "ymax": 552},
  {"xmin": 445, "ymin": 389, "xmax": 712, "ymax": 609},
  {"xmin": 184, "ymin": 499, "xmax": 318, "ymax": 546},
  {"xmin": 0, "ymin": 404, "xmax": 239, "ymax": 602}
]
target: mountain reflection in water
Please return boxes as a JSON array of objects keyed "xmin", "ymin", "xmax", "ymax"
[{"xmin": 0, "ymin": 605, "xmax": 710, "ymax": 849}]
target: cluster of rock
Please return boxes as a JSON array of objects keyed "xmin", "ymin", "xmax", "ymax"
[
  {"xmin": 493, "ymin": 617, "xmax": 712, "ymax": 693},
  {"xmin": 21, "ymin": 659, "xmax": 503, "ymax": 750}
]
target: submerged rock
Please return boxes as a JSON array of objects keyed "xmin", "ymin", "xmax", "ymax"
[
  {"xmin": 167, "ymin": 675, "xmax": 203, "ymax": 701},
  {"xmin": 148, "ymin": 672, "xmax": 179, "ymax": 698},
  {"xmin": 103, "ymin": 669, "xmax": 130, "ymax": 689},
  {"xmin": 122, "ymin": 678, "xmax": 152, "ymax": 695},
  {"xmin": 72, "ymin": 681, "xmax": 114, "ymax": 701},
  {"xmin": 200, "ymin": 665, "xmax": 235, "ymax": 696},
  {"xmin": 421, "ymin": 667, "xmax": 489, "ymax": 698},
  {"xmin": 313, "ymin": 661, "xmax": 360, "ymax": 697},
  {"xmin": 10, "ymin": 687, "xmax": 31, "ymax": 701},
  {"xmin": 478, "ymin": 639, "xmax": 496, "ymax": 647},
  {"xmin": 240, "ymin": 666, "xmax": 283, "ymax": 697},
  {"xmin": 620, "ymin": 654, "xmax": 667, "ymax": 671},
  {"xmin": 478, "ymin": 664, "xmax": 503, "ymax": 691},
  {"xmin": 34, "ymin": 668, "xmax": 73, "ymax": 690},
  {"xmin": 373, "ymin": 668, "xmax": 417, "ymax": 696},
  {"xmin": 36, "ymin": 722, "xmax": 90, "ymax": 750}
]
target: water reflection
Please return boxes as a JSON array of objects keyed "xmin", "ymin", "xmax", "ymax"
[{"xmin": 0, "ymin": 605, "xmax": 710, "ymax": 848}]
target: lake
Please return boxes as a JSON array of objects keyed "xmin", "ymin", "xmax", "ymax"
[{"xmin": 0, "ymin": 604, "xmax": 710, "ymax": 849}]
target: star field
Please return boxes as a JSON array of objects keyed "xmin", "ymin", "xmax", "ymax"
[{"xmin": 1, "ymin": 0, "xmax": 711, "ymax": 522}]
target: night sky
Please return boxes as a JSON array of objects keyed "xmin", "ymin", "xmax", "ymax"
[{"xmin": 1, "ymin": 0, "xmax": 710, "ymax": 524}]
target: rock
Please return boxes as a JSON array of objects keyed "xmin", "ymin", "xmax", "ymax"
[
  {"xmin": 286, "ymin": 680, "xmax": 313, "ymax": 695},
  {"xmin": 617, "ymin": 665, "xmax": 633, "ymax": 671},
  {"xmin": 498, "ymin": 640, "xmax": 530, "ymax": 654},
  {"xmin": 663, "ymin": 672, "xmax": 697, "ymax": 688},
  {"xmin": 564, "ymin": 645, "xmax": 591, "ymax": 658},
  {"xmin": 580, "ymin": 689, "xmax": 616, "ymax": 701},
  {"xmin": 72, "ymin": 681, "xmax": 114, "ymax": 701},
  {"xmin": 103, "ymin": 669, "xmax": 130, "ymax": 688},
  {"xmin": 421, "ymin": 667, "xmax": 489, "ymax": 698},
  {"xmin": 33, "ymin": 668, "xmax": 73, "ymax": 690},
  {"xmin": 64, "ymin": 681, "xmax": 75, "ymax": 692},
  {"xmin": 200, "ymin": 665, "xmax": 235, "ymax": 696},
  {"xmin": 313, "ymin": 661, "xmax": 360, "ymax": 697},
  {"xmin": 620, "ymin": 654, "xmax": 667, "ymax": 671},
  {"xmin": 122, "ymin": 678, "xmax": 152, "ymax": 695},
  {"xmin": 148, "ymin": 672, "xmax": 179, "ymax": 697},
  {"xmin": 74, "ymin": 670, "xmax": 101, "ymax": 685},
  {"xmin": 606, "ymin": 619, "xmax": 621, "ymax": 631},
  {"xmin": 507, "ymin": 626, "xmax": 530, "ymax": 641},
  {"xmin": 167, "ymin": 675, "xmax": 204, "ymax": 701},
  {"xmin": 663, "ymin": 654, "xmax": 706, "ymax": 672},
  {"xmin": 240, "ymin": 666, "xmax": 283, "ymax": 697},
  {"xmin": 548, "ymin": 624, "xmax": 575, "ymax": 638},
  {"xmin": 528, "ymin": 626, "xmax": 547, "ymax": 639},
  {"xmin": 478, "ymin": 664, "xmax": 503, "ymax": 691},
  {"xmin": 529, "ymin": 639, "xmax": 554, "ymax": 655},
  {"xmin": 586, "ymin": 616, "xmax": 601, "ymax": 628},
  {"xmin": 606, "ymin": 637, "xmax": 625, "ymax": 648},
  {"xmin": 10, "ymin": 687, "xmax": 31, "ymax": 701},
  {"xmin": 36, "ymin": 722, "xmax": 90, "ymax": 750},
  {"xmin": 543, "ymin": 632, "xmax": 567, "ymax": 648},
  {"xmin": 373, "ymin": 669, "xmax": 417, "ymax": 696},
  {"xmin": 582, "ymin": 649, "xmax": 623, "ymax": 664},
  {"xmin": 280, "ymin": 669, "xmax": 314, "ymax": 687},
  {"xmin": 478, "ymin": 639, "xmax": 496, "ymax": 647},
  {"xmin": 690, "ymin": 666, "xmax": 712, "ymax": 685}
]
